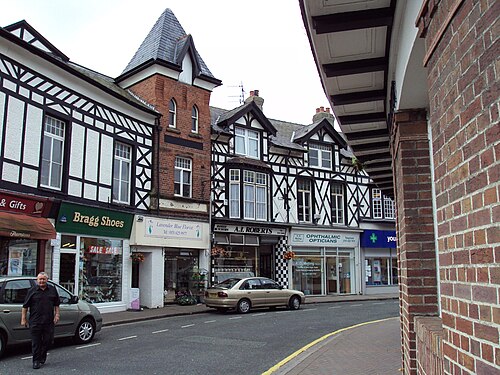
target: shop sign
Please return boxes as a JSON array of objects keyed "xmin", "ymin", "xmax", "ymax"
[
  {"xmin": 361, "ymin": 230, "xmax": 397, "ymax": 248},
  {"xmin": 291, "ymin": 231, "xmax": 359, "ymax": 247},
  {"xmin": 214, "ymin": 224, "xmax": 286, "ymax": 236},
  {"xmin": 0, "ymin": 191, "xmax": 51, "ymax": 216},
  {"xmin": 56, "ymin": 203, "xmax": 133, "ymax": 238},
  {"xmin": 144, "ymin": 217, "xmax": 203, "ymax": 241},
  {"xmin": 87, "ymin": 246, "xmax": 121, "ymax": 255}
]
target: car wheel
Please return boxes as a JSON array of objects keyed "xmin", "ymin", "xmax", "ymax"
[
  {"xmin": 289, "ymin": 296, "xmax": 301, "ymax": 310},
  {"xmin": 237, "ymin": 299, "xmax": 251, "ymax": 314},
  {"xmin": 0, "ymin": 332, "xmax": 6, "ymax": 358},
  {"xmin": 74, "ymin": 318, "xmax": 95, "ymax": 344}
]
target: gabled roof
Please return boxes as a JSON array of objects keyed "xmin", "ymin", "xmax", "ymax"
[
  {"xmin": 0, "ymin": 20, "xmax": 159, "ymax": 116},
  {"xmin": 119, "ymin": 9, "xmax": 220, "ymax": 85},
  {"xmin": 293, "ymin": 118, "xmax": 347, "ymax": 148},
  {"xmin": 212, "ymin": 101, "xmax": 278, "ymax": 136},
  {"xmin": 4, "ymin": 20, "xmax": 69, "ymax": 62}
]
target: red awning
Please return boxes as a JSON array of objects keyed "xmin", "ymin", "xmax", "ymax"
[{"xmin": 0, "ymin": 212, "xmax": 56, "ymax": 240}]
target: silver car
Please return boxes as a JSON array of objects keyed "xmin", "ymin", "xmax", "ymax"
[
  {"xmin": 204, "ymin": 277, "xmax": 305, "ymax": 313},
  {"xmin": 0, "ymin": 276, "xmax": 103, "ymax": 358}
]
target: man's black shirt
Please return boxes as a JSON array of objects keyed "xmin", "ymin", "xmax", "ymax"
[{"xmin": 23, "ymin": 284, "xmax": 60, "ymax": 325}]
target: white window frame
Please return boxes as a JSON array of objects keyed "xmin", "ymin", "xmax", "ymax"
[
  {"xmin": 191, "ymin": 105, "xmax": 199, "ymax": 133},
  {"xmin": 234, "ymin": 127, "xmax": 260, "ymax": 159},
  {"xmin": 308, "ymin": 143, "xmax": 332, "ymax": 169},
  {"xmin": 41, "ymin": 115, "xmax": 65, "ymax": 190},
  {"xmin": 331, "ymin": 183, "xmax": 344, "ymax": 225},
  {"xmin": 297, "ymin": 179, "xmax": 312, "ymax": 223},
  {"xmin": 384, "ymin": 196, "xmax": 395, "ymax": 219},
  {"xmin": 372, "ymin": 188, "xmax": 382, "ymax": 219},
  {"xmin": 113, "ymin": 142, "xmax": 132, "ymax": 204},
  {"xmin": 174, "ymin": 157, "xmax": 192, "ymax": 198},
  {"xmin": 229, "ymin": 170, "xmax": 240, "ymax": 218},
  {"xmin": 229, "ymin": 169, "xmax": 267, "ymax": 221},
  {"xmin": 169, "ymin": 99, "xmax": 177, "ymax": 128}
]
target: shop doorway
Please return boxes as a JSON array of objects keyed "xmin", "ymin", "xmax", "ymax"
[
  {"xmin": 164, "ymin": 250, "xmax": 201, "ymax": 303},
  {"xmin": 326, "ymin": 257, "xmax": 338, "ymax": 294},
  {"xmin": 59, "ymin": 252, "xmax": 77, "ymax": 293}
]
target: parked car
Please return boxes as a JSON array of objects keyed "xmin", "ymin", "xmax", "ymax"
[
  {"xmin": 0, "ymin": 276, "xmax": 103, "ymax": 358},
  {"xmin": 204, "ymin": 277, "xmax": 305, "ymax": 313}
]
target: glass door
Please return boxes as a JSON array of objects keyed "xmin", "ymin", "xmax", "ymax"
[
  {"xmin": 326, "ymin": 257, "xmax": 338, "ymax": 294},
  {"xmin": 338, "ymin": 256, "xmax": 354, "ymax": 294},
  {"xmin": 59, "ymin": 235, "xmax": 78, "ymax": 294}
]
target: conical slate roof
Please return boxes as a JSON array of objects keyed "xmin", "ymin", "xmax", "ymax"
[{"xmin": 121, "ymin": 8, "xmax": 217, "ymax": 81}]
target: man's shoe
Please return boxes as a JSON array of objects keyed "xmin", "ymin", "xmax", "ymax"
[
  {"xmin": 40, "ymin": 360, "xmax": 45, "ymax": 365},
  {"xmin": 33, "ymin": 361, "xmax": 41, "ymax": 369}
]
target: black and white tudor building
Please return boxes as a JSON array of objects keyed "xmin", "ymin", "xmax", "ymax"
[
  {"xmin": 210, "ymin": 92, "xmax": 397, "ymax": 297},
  {"xmin": 0, "ymin": 10, "xmax": 396, "ymax": 313}
]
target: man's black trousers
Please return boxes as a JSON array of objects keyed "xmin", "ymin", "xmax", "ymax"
[{"xmin": 30, "ymin": 323, "xmax": 54, "ymax": 363}]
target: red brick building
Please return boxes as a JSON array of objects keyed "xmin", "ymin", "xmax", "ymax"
[{"xmin": 301, "ymin": 1, "xmax": 499, "ymax": 373}]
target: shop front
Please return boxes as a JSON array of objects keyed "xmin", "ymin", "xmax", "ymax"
[
  {"xmin": 53, "ymin": 202, "xmax": 133, "ymax": 313},
  {"xmin": 129, "ymin": 216, "xmax": 209, "ymax": 308},
  {"xmin": 289, "ymin": 229, "xmax": 360, "ymax": 296},
  {"xmin": 360, "ymin": 230, "xmax": 398, "ymax": 294},
  {"xmin": 211, "ymin": 223, "xmax": 287, "ymax": 284},
  {"xmin": 0, "ymin": 191, "xmax": 56, "ymax": 276}
]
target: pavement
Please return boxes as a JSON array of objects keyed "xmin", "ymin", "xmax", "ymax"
[{"xmin": 102, "ymin": 293, "xmax": 402, "ymax": 374}]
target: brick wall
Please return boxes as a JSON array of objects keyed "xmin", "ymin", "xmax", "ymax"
[
  {"xmin": 128, "ymin": 74, "xmax": 212, "ymax": 219},
  {"xmin": 415, "ymin": 316, "xmax": 444, "ymax": 374},
  {"xmin": 418, "ymin": 0, "xmax": 500, "ymax": 373},
  {"xmin": 391, "ymin": 109, "xmax": 440, "ymax": 375}
]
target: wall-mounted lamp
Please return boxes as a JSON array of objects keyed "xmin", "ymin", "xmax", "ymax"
[{"xmin": 137, "ymin": 216, "xmax": 144, "ymax": 222}]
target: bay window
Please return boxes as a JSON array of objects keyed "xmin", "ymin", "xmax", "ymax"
[{"xmin": 229, "ymin": 169, "xmax": 267, "ymax": 221}]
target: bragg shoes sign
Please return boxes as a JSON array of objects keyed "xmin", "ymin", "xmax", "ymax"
[{"xmin": 56, "ymin": 203, "xmax": 133, "ymax": 238}]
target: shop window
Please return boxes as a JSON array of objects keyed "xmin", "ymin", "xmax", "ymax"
[
  {"xmin": 234, "ymin": 127, "xmax": 260, "ymax": 159},
  {"xmin": 79, "ymin": 237, "xmax": 123, "ymax": 304},
  {"xmin": 365, "ymin": 257, "xmax": 399, "ymax": 286},
  {"xmin": 308, "ymin": 143, "xmax": 331, "ymax": 169},
  {"xmin": 292, "ymin": 256, "xmax": 322, "ymax": 295},
  {"xmin": 113, "ymin": 142, "xmax": 132, "ymax": 204},
  {"xmin": 0, "ymin": 239, "xmax": 37, "ymax": 277},
  {"xmin": 191, "ymin": 105, "xmax": 199, "ymax": 133},
  {"xmin": 174, "ymin": 157, "xmax": 192, "ymax": 198},
  {"xmin": 169, "ymin": 99, "xmax": 177, "ymax": 128},
  {"xmin": 372, "ymin": 188, "xmax": 382, "ymax": 219},
  {"xmin": 41, "ymin": 115, "xmax": 65, "ymax": 190},
  {"xmin": 331, "ymin": 183, "xmax": 344, "ymax": 225},
  {"xmin": 297, "ymin": 179, "xmax": 312, "ymax": 223}
]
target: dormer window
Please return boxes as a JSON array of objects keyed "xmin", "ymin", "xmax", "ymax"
[
  {"xmin": 308, "ymin": 143, "xmax": 331, "ymax": 169},
  {"xmin": 235, "ymin": 127, "xmax": 260, "ymax": 159},
  {"xmin": 191, "ymin": 105, "xmax": 199, "ymax": 133},
  {"xmin": 169, "ymin": 99, "xmax": 177, "ymax": 128}
]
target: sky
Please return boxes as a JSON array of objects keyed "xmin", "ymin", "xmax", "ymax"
[{"xmin": 1, "ymin": 0, "xmax": 330, "ymax": 125}]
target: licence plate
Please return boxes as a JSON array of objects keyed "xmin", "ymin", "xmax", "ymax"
[{"xmin": 209, "ymin": 293, "xmax": 217, "ymax": 298}]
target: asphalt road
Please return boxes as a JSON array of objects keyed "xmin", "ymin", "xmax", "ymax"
[{"xmin": 0, "ymin": 300, "xmax": 399, "ymax": 375}]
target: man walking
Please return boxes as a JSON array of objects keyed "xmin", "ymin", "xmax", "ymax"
[{"xmin": 21, "ymin": 272, "xmax": 60, "ymax": 369}]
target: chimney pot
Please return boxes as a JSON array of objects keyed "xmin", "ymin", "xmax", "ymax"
[
  {"xmin": 249, "ymin": 90, "xmax": 254, "ymax": 97},
  {"xmin": 316, "ymin": 108, "xmax": 320, "ymax": 113},
  {"xmin": 254, "ymin": 89, "xmax": 259, "ymax": 96},
  {"xmin": 326, "ymin": 108, "xmax": 330, "ymax": 113},
  {"xmin": 320, "ymin": 106, "xmax": 325, "ymax": 112}
]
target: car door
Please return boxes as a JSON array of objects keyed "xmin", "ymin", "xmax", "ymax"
[
  {"xmin": 260, "ymin": 278, "xmax": 287, "ymax": 306},
  {"xmin": 0, "ymin": 279, "xmax": 32, "ymax": 343},
  {"xmin": 50, "ymin": 282, "xmax": 80, "ymax": 338},
  {"xmin": 240, "ymin": 279, "xmax": 266, "ymax": 307}
]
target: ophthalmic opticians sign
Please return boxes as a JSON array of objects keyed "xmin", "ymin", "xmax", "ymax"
[{"xmin": 291, "ymin": 231, "xmax": 359, "ymax": 247}]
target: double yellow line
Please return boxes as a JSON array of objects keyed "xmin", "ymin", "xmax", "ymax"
[{"xmin": 262, "ymin": 316, "xmax": 398, "ymax": 375}]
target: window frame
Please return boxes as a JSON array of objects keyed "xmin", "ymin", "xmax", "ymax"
[
  {"xmin": 40, "ymin": 115, "xmax": 65, "ymax": 190},
  {"xmin": 113, "ymin": 142, "xmax": 132, "ymax": 205},
  {"xmin": 229, "ymin": 168, "xmax": 268, "ymax": 221},
  {"xmin": 191, "ymin": 105, "xmax": 199, "ymax": 133},
  {"xmin": 234, "ymin": 127, "xmax": 260, "ymax": 159},
  {"xmin": 174, "ymin": 156, "xmax": 192, "ymax": 198},
  {"xmin": 331, "ymin": 182, "xmax": 345, "ymax": 225},
  {"xmin": 297, "ymin": 179, "xmax": 312, "ymax": 223},
  {"xmin": 372, "ymin": 188, "xmax": 383, "ymax": 219},
  {"xmin": 384, "ymin": 196, "xmax": 395, "ymax": 219},
  {"xmin": 308, "ymin": 142, "xmax": 332, "ymax": 170},
  {"xmin": 169, "ymin": 98, "xmax": 177, "ymax": 128}
]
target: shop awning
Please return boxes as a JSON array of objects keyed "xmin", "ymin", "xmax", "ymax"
[{"xmin": 0, "ymin": 212, "xmax": 56, "ymax": 240}]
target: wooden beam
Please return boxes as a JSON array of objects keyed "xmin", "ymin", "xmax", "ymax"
[
  {"xmin": 338, "ymin": 112, "xmax": 387, "ymax": 125},
  {"xmin": 323, "ymin": 57, "xmax": 387, "ymax": 77},
  {"xmin": 313, "ymin": 8, "xmax": 394, "ymax": 34},
  {"xmin": 345, "ymin": 128, "xmax": 389, "ymax": 141},
  {"xmin": 331, "ymin": 90, "xmax": 386, "ymax": 105}
]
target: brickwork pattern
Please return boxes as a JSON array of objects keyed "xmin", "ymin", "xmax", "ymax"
[
  {"xmin": 422, "ymin": 0, "xmax": 500, "ymax": 373},
  {"xmin": 415, "ymin": 316, "xmax": 445, "ymax": 375},
  {"xmin": 129, "ymin": 74, "xmax": 212, "ymax": 220},
  {"xmin": 391, "ymin": 109, "xmax": 439, "ymax": 375}
]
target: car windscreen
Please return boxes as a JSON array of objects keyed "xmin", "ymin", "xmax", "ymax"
[{"xmin": 214, "ymin": 278, "xmax": 241, "ymax": 289}]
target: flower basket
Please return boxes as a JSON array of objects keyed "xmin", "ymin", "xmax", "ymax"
[
  {"xmin": 283, "ymin": 250, "xmax": 296, "ymax": 260},
  {"xmin": 131, "ymin": 252, "xmax": 145, "ymax": 263},
  {"xmin": 211, "ymin": 246, "xmax": 228, "ymax": 257}
]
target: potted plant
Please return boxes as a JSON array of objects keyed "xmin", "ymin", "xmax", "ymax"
[
  {"xmin": 283, "ymin": 250, "xmax": 296, "ymax": 260},
  {"xmin": 130, "ymin": 252, "xmax": 145, "ymax": 263}
]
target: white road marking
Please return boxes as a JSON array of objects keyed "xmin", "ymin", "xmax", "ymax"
[
  {"xmin": 302, "ymin": 308, "xmax": 317, "ymax": 311},
  {"xmin": 229, "ymin": 316, "xmax": 242, "ymax": 320},
  {"xmin": 275, "ymin": 310, "xmax": 292, "ymax": 314},
  {"xmin": 76, "ymin": 343, "xmax": 101, "ymax": 349},
  {"xmin": 204, "ymin": 320, "xmax": 217, "ymax": 324},
  {"xmin": 152, "ymin": 329, "xmax": 169, "ymax": 334},
  {"xmin": 21, "ymin": 356, "xmax": 33, "ymax": 360},
  {"xmin": 350, "ymin": 304, "xmax": 363, "ymax": 307},
  {"xmin": 372, "ymin": 302, "xmax": 385, "ymax": 305},
  {"xmin": 181, "ymin": 324, "xmax": 195, "ymax": 328},
  {"xmin": 252, "ymin": 313, "xmax": 267, "ymax": 317},
  {"xmin": 329, "ymin": 306, "xmax": 342, "ymax": 309},
  {"xmin": 118, "ymin": 335, "xmax": 137, "ymax": 341}
]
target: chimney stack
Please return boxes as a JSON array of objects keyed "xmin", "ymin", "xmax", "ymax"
[
  {"xmin": 244, "ymin": 89, "xmax": 264, "ymax": 111},
  {"xmin": 312, "ymin": 106, "xmax": 334, "ymax": 123}
]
